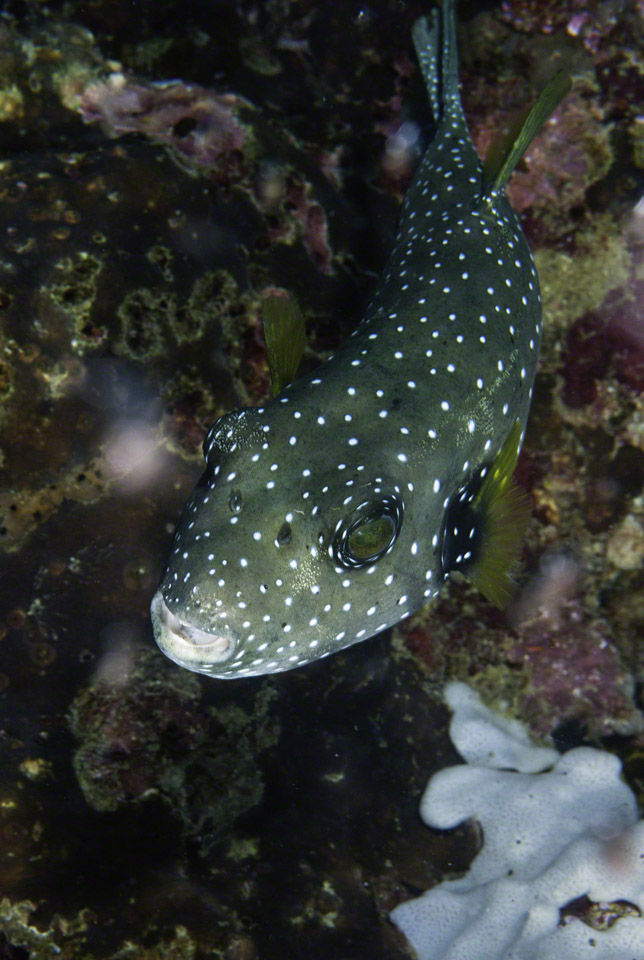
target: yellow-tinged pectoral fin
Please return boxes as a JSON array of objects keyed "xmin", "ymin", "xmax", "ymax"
[
  {"xmin": 463, "ymin": 421, "xmax": 532, "ymax": 609},
  {"xmin": 262, "ymin": 291, "xmax": 307, "ymax": 398}
]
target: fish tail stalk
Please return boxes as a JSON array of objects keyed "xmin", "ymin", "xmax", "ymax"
[{"xmin": 412, "ymin": 0, "xmax": 467, "ymax": 134}]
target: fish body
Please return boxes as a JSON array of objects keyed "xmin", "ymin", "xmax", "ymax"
[{"xmin": 151, "ymin": 1, "xmax": 564, "ymax": 678}]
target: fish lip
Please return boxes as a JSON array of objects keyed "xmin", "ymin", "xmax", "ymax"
[{"xmin": 150, "ymin": 591, "xmax": 234, "ymax": 666}]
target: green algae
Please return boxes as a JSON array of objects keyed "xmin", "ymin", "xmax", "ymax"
[
  {"xmin": 536, "ymin": 213, "xmax": 632, "ymax": 335},
  {"xmin": 0, "ymin": 899, "xmax": 199, "ymax": 960},
  {"xmin": 170, "ymin": 271, "xmax": 233, "ymax": 344},
  {"xmin": 117, "ymin": 287, "xmax": 176, "ymax": 359},
  {"xmin": 48, "ymin": 251, "xmax": 104, "ymax": 343}
]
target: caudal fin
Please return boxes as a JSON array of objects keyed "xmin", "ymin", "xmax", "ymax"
[{"xmin": 412, "ymin": 0, "xmax": 466, "ymax": 131}]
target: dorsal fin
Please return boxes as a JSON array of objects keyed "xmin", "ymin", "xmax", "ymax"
[
  {"xmin": 461, "ymin": 421, "xmax": 531, "ymax": 608},
  {"xmin": 482, "ymin": 69, "xmax": 572, "ymax": 198},
  {"xmin": 261, "ymin": 291, "xmax": 307, "ymax": 398}
]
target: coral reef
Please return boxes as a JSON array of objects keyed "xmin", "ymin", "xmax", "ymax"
[
  {"xmin": 0, "ymin": 0, "xmax": 642, "ymax": 956},
  {"xmin": 79, "ymin": 76, "xmax": 254, "ymax": 181},
  {"xmin": 395, "ymin": 546, "xmax": 642, "ymax": 739},
  {"xmin": 69, "ymin": 646, "xmax": 207, "ymax": 813},
  {"xmin": 69, "ymin": 647, "xmax": 279, "ymax": 851}
]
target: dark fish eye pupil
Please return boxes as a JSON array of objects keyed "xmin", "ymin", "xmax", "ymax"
[{"xmin": 348, "ymin": 516, "xmax": 395, "ymax": 560}]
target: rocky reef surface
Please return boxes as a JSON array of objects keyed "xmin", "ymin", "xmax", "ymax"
[{"xmin": 1, "ymin": 0, "xmax": 643, "ymax": 957}]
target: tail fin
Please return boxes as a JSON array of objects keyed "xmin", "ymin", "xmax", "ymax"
[
  {"xmin": 482, "ymin": 69, "xmax": 572, "ymax": 197},
  {"xmin": 412, "ymin": 0, "xmax": 466, "ymax": 131}
]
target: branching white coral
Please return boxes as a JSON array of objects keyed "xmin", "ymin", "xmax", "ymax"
[{"xmin": 391, "ymin": 682, "xmax": 644, "ymax": 960}]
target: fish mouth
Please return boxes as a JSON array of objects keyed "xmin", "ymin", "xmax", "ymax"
[{"xmin": 150, "ymin": 591, "xmax": 234, "ymax": 671}]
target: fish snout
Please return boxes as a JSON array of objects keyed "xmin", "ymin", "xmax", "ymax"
[{"xmin": 150, "ymin": 591, "xmax": 234, "ymax": 672}]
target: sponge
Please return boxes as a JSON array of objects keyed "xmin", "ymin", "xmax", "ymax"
[{"xmin": 391, "ymin": 683, "xmax": 644, "ymax": 960}]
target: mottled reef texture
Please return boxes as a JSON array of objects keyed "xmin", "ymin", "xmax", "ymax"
[{"xmin": 0, "ymin": 0, "xmax": 643, "ymax": 957}]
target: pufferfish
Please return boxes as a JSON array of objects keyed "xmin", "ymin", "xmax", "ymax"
[{"xmin": 151, "ymin": 0, "xmax": 570, "ymax": 678}]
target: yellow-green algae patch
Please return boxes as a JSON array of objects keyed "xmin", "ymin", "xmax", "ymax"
[
  {"xmin": 48, "ymin": 251, "xmax": 104, "ymax": 343},
  {"xmin": 117, "ymin": 287, "xmax": 176, "ymax": 359},
  {"xmin": 0, "ymin": 898, "xmax": 198, "ymax": 960},
  {"xmin": 536, "ymin": 213, "xmax": 631, "ymax": 336},
  {"xmin": 169, "ymin": 271, "xmax": 231, "ymax": 344}
]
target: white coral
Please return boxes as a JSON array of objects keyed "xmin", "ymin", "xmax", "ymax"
[{"xmin": 391, "ymin": 682, "xmax": 644, "ymax": 960}]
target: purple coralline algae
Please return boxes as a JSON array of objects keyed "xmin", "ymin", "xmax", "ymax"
[
  {"xmin": 68, "ymin": 645, "xmax": 207, "ymax": 812},
  {"xmin": 561, "ymin": 285, "xmax": 644, "ymax": 409},
  {"xmin": 396, "ymin": 544, "xmax": 642, "ymax": 739},
  {"xmin": 80, "ymin": 75, "xmax": 253, "ymax": 181},
  {"xmin": 282, "ymin": 174, "xmax": 334, "ymax": 274},
  {"xmin": 501, "ymin": 0, "xmax": 620, "ymax": 53},
  {"xmin": 68, "ymin": 646, "xmax": 279, "ymax": 847},
  {"xmin": 506, "ymin": 598, "xmax": 639, "ymax": 738}
]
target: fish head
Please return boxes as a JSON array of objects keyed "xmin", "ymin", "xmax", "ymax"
[{"xmin": 151, "ymin": 396, "xmax": 444, "ymax": 678}]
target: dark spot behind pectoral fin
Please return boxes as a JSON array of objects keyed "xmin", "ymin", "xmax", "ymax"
[
  {"xmin": 462, "ymin": 421, "xmax": 531, "ymax": 609},
  {"xmin": 262, "ymin": 291, "xmax": 307, "ymax": 398},
  {"xmin": 481, "ymin": 69, "xmax": 572, "ymax": 198}
]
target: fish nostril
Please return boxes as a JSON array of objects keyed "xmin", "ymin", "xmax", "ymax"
[{"xmin": 276, "ymin": 522, "xmax": 292, "ymax": 545}]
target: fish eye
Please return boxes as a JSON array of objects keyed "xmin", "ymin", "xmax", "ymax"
[
  {"xmin": 228, "ymin": 490, "xmax": 243, "ymax": 514},
  {"xmin": 333, "ymin": 494, "xmax": 403, "ymax": 568}
]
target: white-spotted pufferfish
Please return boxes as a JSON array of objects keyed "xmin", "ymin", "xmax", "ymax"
[{"xmin": 151, "ymin": 0, "xmax": 570, "ymax": 678}]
